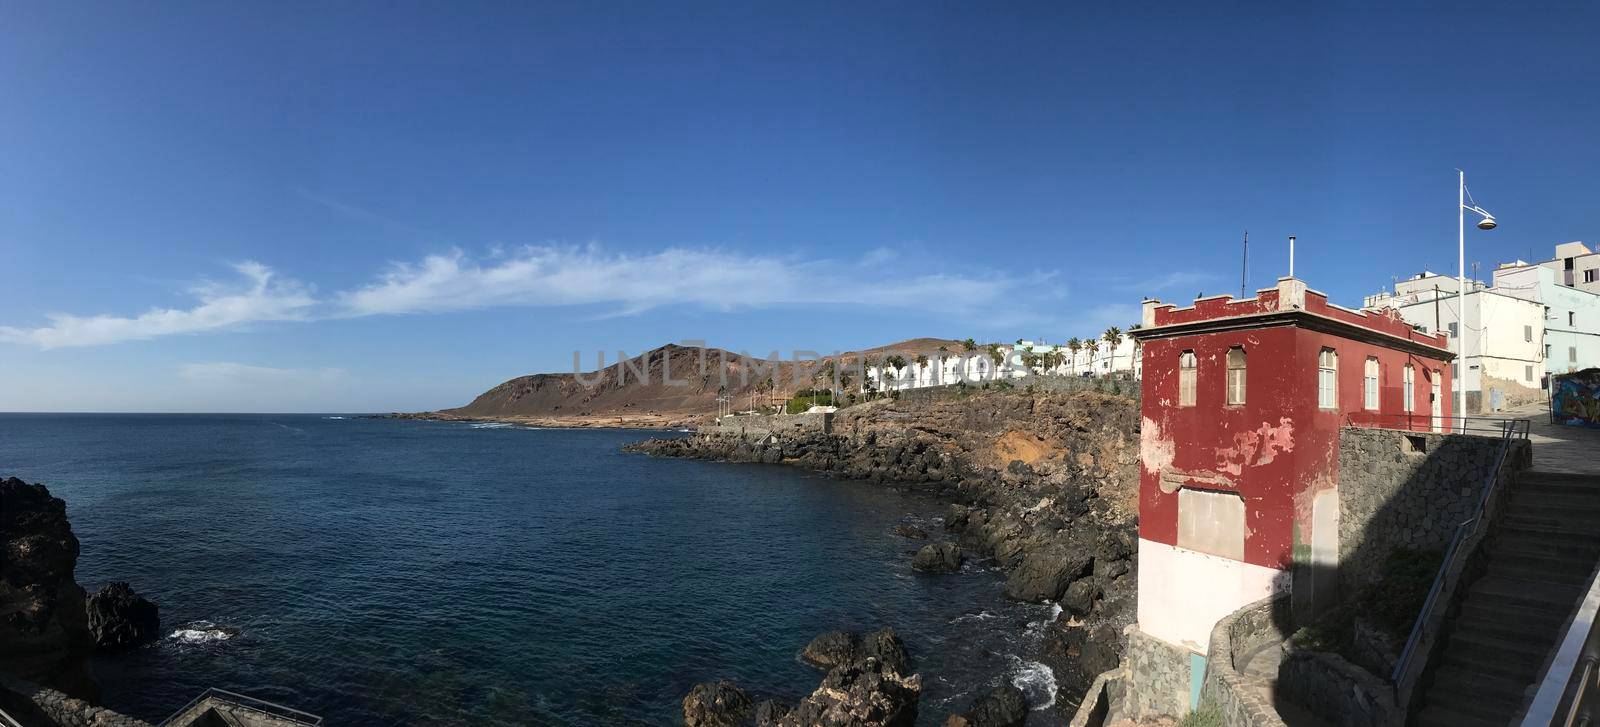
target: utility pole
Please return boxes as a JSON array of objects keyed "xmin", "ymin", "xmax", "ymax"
[{"xmin": 1434, "ymin": 285, "xmax": 1441, "ymax": 334}]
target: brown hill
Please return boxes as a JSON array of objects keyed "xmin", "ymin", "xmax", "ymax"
[{"xmin": 430, "ymin": 338, "xmax": 964, "ymax": 426}]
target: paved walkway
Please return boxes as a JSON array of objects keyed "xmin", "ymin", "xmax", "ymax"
[{"xmin": 1480, "ymin": 402, "xmax": 1600, "ymax": 475}]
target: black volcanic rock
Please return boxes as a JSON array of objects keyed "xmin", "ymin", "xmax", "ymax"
[
  {"xmin": 911, "ymin": 542, "xmax": 963, "ymax": 573},
  {"xmin": 0, "ymin": 477, "xmax": 92, "ymax": 683},
  {"xmin": 801, "ymin": 630, "xmax": 860, "ymax": 670},
  {"xmin": 778, "ymin": 658, "xmax": 920, "ymax": 727},
  {"xmin": 801, "ymin": 627, "xmax": 910, "ymax": 676},
  {"xmin": 945, "ymin": 684, "xmax": 1027, "ymax": 727},
  {"xmin": 1001, "ymin": 547, "xmax": 1091, "ymax": 603},
  {"xmin": 86, "ymin": 582, "xmax": 160, "ymax": 651},
  {"xmin": 683, "ymin": 680, "xmax": 752, "ymax": 727}
]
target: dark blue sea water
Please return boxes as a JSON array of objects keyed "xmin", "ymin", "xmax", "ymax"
[{"xmin": 0, "ymin": 414, "xmax": 1059, "ymax": 725}]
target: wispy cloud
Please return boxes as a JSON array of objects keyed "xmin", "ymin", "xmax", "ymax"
[
  {"xmin": 0, "ymin": 262, "xmax": 315, "ymax": 349},
  {"xmin": 337, "ymin": 245, "xmax": 1052, "ymax": 318},
  {"xmin": 0, "ymin": 246, "xmax": 1057, "ymax": 349}
]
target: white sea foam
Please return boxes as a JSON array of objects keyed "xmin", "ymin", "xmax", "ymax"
[
  {"xmin": 950, "ymin": 610, "xmax": 1000, "ymax": 624},
  {"xmin": 469, "ymin": 422, "xmax": 513, "ymax": 429},
  {"xmin": 169, "ymin": 621, "xmax": 238, "ymax": 644},
  {"xmin": 1009, "ymin": 657, "xmax": 1057, "ymax": 710},
  {"xmin": 323, "ymin": 416, "xmax": 347, "ymax": 420}
]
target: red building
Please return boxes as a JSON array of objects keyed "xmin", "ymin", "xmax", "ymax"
[{"xmin": 1129, "ymin": 277, "xmax": 1453, "ymax": 651}]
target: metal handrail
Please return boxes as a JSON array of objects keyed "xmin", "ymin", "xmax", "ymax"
[
  {"xmin": 1523, "ymin": 560, "xmax": 1600, "ymax": 725},
  {"xmin": 159, "ymin": 688, "xmax": 323, "ymax": 726},
  {"xmin": 1390, "ymin": 417, "xmax": 1521, "ymax": 684},
  {"xmin": 0, "ymin": 706, "xmax": 23, "ymax": 727},
  {"xmin": 1341, "ymin": 412, "xmax": 1531, "ymax": 439}
]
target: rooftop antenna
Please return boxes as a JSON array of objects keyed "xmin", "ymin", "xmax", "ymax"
[
  {"xmin": 1240, "ymin": 230, "xmax": 1249, "ymax": 298},
  {"xmin": 1289, "ymin": 235, "xmax": 1296, "ymax": 278}
]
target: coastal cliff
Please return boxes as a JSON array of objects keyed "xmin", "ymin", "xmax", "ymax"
[
  {"xmin": 626, "ymin": 389, "xmax": 1141, "ymax": 709},
  {"xmin": 398, "ymin": 338, "xmax": 961, "ymax": 428},
  {"xmin": 0, "ymin": 477, "xmax": 93, "ymax": 687},
  {"xmin": 1, "ymin": 476, "xmax": 161, "ymax": 726}
]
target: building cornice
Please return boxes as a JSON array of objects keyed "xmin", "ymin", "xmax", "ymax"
[{"xmin": 1131, "ymin": 308, "xmax": 1456, "ymax": 361}]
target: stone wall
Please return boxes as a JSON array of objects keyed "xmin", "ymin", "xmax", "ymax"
[
  {"xmin": 1336, "ymin": 428, "xmax": 1531, "ymax": 595},
  {"xmin": 1278, "ymin": 650, "xmax": 1402, "ymax": 727},
  {"xmin": 0, "ymin": 675, "xmax": 152, "ymax": 727},
  {"xmin": 1198, "ymin": 594, "xmax": 1291, "ymax": 727},
  {"xmin": 1118, "ymin": 626, "xmax": 1196, "ymax": 721}
]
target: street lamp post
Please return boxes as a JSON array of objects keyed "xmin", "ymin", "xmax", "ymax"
[{"xmin": 1457, "ymin": 169, "xmax": 1498, "ymax": 431}]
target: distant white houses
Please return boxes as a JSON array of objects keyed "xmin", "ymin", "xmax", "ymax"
[
  {"xmin": 863, "ymin": 335, "xmax": 1142, "ymax": 392},
  {"xmin": 1361, "ymin": 241, "xmax": 1600, "ymax": 412}
]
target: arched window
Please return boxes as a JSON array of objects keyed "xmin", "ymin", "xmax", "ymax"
[
  {"xmin": 1318, "ymin": 348, "xmax": 1338, "ymax": 409},
  {"xmin": 1226, "ymin": 347, "xmax": 1246, "ymax": 405},
  {"xmin": 1364, "ymin": 357, "xmax": 1380, "ymax": 410},
  {"xmin": 1179, "ymin": 350, "xmax": 1197, "ymax": 407}
]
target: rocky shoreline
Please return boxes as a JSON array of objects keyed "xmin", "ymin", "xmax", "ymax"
[
  {"xmin": 1, "ymin": 476, "xmax": 162, "ymax": 725},
  {"xmin": 375, "ymin": 410, "xmax": 700, "ymax": 430},
  {"xmin": 625, "ymin": 390, "xmax": 1141, "ymax": 723}
]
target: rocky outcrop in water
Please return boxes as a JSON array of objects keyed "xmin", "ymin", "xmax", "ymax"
[
  {"xmin": 683, "ymin": 680, "xmax": 754, "ymax": 727},
  {"xmin": 911, "ymin": 542, "xmax": 963, "ymax": 573},
  {"xmin": 800, "ymin": 627, "xmax": 911, "ymax": 676},
  {"xmin": 632, "ymin": 390, "xmax": 1140, "ymax": 704},
  {"xmin": 0, "ymin": 477, "xmax": 92, "ymax": 685},
  {"xmin": 86, "ymin": 583, "xmax": 160, "ymax": 651},
  {"xmin": 945, "ymin": 684, "xmax": 1027, "ymax": 727},
  {"xmin": 686, "ymin": 627, "xmax": 919, "ymax": 727},
  {"xmin": 779, "ymin": 657, "xmax": 920, "ymax": 727}
]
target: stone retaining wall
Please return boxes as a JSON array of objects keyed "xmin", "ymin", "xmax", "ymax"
[
  {"xmin": 1336, "ymin": 428, "xmax": 1530, "ymax": 595},
  {"xmin": 0, "ymin": 675, "xmax": 151, "ymax": 727},
  {"xmin": 1279, "ymin": 649, "xmax": 1402, "ymax": 727},
  {"xmin": 1117, "ymin": 626, "xmax": 1196, "ymax": 722},
  {"xmin": 1198, "ymin": 594, "xmax": 1291, "ymax": 727}
]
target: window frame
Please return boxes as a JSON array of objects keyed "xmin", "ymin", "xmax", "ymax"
[
  {"xmin": 1317, "ymin": 348, "xmax": 1338, "ymax": 410},
  {"xmin": 1364, "ymin": 357, "xmax": 1380, "ymax": 410},
  {"xmin": 1403, "ymin": 364, "xmax": 1415, "ymax": 413},
  {"xmin": 1178, "ymin": 350, "xmax": 1197, "ymax": 407},
  {"xmin": 1225, "ymin": 346, "xmax": 1246, "ymax": 406}
]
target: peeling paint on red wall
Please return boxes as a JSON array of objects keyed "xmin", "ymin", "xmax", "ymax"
[{"xmin": 1134, "ymin": 280, "xmax": 1454, "ymax": 572}]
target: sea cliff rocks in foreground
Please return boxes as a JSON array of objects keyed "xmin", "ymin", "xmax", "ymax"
[
  {"xmin": 685, "ymin": 627, "xmax": 919, "ymax": 727},
  {"xmin": 0, "ymin": 476, "xmax": 93, "ymax": 685},
  {"xmin": 86, "ymin": 583, "xmax": 161, "ymax": 651},
  {"xmin": 945, "ymin": 684, "xmax": 1027, "ymax": 727},
  {"xmin": 1, "ymin": 475, "xmax": 162, "ymax": 727},
  {"xmin": 631, "ymin": 390, "xmax": 1140, "ymax": 706}
]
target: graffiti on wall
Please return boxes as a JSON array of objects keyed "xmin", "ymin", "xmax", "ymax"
[{"xmin": 1551, "ymin": 368, "xmax": 1600, "ymax": 428}]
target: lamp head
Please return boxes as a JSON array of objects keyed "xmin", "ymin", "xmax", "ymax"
[{"xmin": 1477, "ymin": 215, "xmax": 1498, "ymax": 231}]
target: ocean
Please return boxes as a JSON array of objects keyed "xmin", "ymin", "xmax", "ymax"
[{"xmin": 0, "ymin": 414, "xmax": 1058, "ymax": 725}]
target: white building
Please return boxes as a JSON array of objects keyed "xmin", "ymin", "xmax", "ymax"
[
  {"xmin": 864, "ymin": 335, "xmax": 1142, "ymax": 393},
  {"xmin": 1363, "ymin": 242, "xmax": 1600, "ymax": 412}
]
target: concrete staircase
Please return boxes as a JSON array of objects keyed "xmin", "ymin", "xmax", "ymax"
[{"xmin": 1415, "ymin": 471, "xmax": 1600, "ymax": 726}]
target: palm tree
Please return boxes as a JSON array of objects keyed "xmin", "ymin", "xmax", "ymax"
[
  {"xmin": 961, "ymin": 338, "xmax": 977, "ymax": 353},
  {"xmin": 1066, "ymin": 338, "xmax": 1082, "ymax": 374},
  {"xmin": 1103, "ymin": 327, "xmax": 1123, "ymax": 376}
]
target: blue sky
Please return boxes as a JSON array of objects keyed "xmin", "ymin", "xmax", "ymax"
[{"xmin": 2, "ymin": 2, "xmax": 1597, "ymax": 412}]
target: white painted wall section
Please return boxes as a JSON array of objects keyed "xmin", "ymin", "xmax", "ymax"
[{"xmin": 1136, "ymin": 538, "xmax": 1287, "ymax": 652}]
